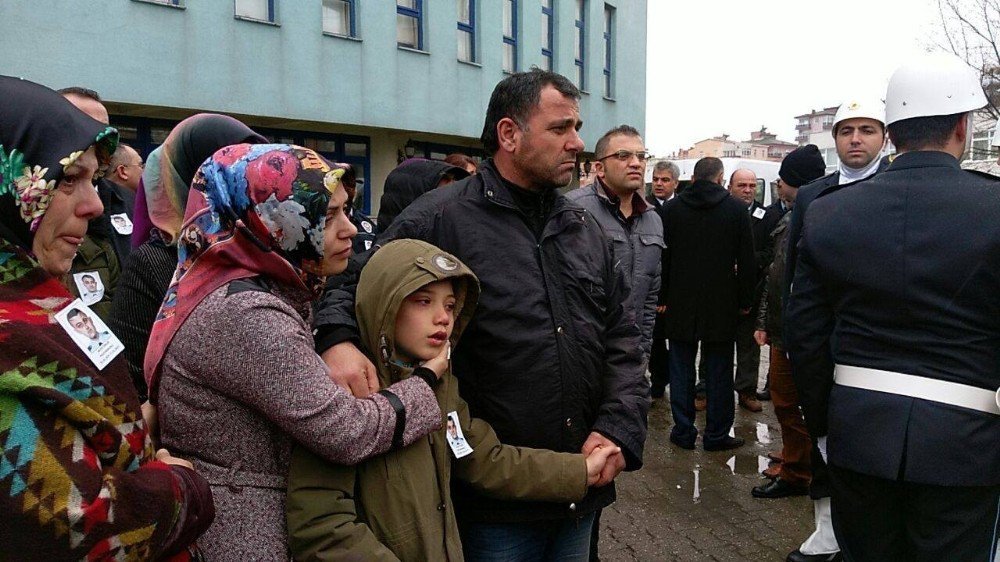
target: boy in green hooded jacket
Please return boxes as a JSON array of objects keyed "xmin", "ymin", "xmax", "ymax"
[{"xmin": 286, "ymin": 239, "xmax": 617, "ymax": 561}]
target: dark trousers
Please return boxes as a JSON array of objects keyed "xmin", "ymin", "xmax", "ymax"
[
  {"xmin": 668, "ymin": 339, "xmax": 734, "ymax": 446},
  {"xmin": 733, "ymin": 313, "xmax": 759, "ymax": 394},
  {"xmin": 649, "ymin": 337, "xmax": 669, "ymax": 398},
  {"xmin": 770, "ymin": 344, "xmax": 811, "ymax": 487},
  {"xmin": 829, "ymin": 465, "xmax": 1000, "ymax": 562}
]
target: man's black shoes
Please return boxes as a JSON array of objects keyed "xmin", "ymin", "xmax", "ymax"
[{"xmin": 752, "ymin": 477, "xmax": 809, "ymax": 498}]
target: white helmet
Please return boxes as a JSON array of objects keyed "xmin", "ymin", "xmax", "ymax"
[
  {"xmin": 832, "ymin": 98, "xmax": 886, "ymax": 135},
  {"xmin": 885, "ymin": 53, "xmax": 986, "ymax": 125}
]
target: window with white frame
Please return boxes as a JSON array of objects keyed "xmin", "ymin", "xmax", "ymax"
[
  {"xmin": 397, "ymin": 0, "xmax": 423, "ymax": 50},
  {"xmin": 322, "ymin": 0, "xmax": 355, "ymax": 37},
  {"xmin": 575, "ymin": 0, "xmax": 586, "ymax": 89},
  {"xmin": 235, "ymin": 0, "xmax": 274, "ymax": 22},
  {"xmin": 603, "ymin": 4, "xmax": 614, "ymax": 97},
  {"xmin": 458, "ymin": 0, "xmax": 475, "ymax": 62},
  {"xmin": 541, "ymin": 0, "xmax": 554, "ymax": 71},
  {"xmin": 503, "ymin": 0, "xmax": 518, "ymax": 72}
]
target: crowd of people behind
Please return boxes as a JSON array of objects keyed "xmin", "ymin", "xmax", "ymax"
[{"xmin": 1, "ymin": 54, "xmax": 998, "ymax": 562}]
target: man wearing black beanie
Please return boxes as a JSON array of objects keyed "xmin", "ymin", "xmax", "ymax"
[{"xmin": 751, "ymin": 144, "xmax": 826, "ymax": 501}]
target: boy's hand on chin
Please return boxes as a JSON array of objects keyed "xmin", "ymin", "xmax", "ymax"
[{"xmin": 421, "ymin": 344, "xmax": 451, "ymax": 379}]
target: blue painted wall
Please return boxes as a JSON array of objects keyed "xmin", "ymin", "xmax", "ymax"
[{"xmin": 1, "ymin": 0, "xmax": 645, "ymax": 150}]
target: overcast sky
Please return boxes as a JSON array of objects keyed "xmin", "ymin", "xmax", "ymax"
[{"xmin": 644, "ymin": 0, "xmax": 942, "ymax": 155}]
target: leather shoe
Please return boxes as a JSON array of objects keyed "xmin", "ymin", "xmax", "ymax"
[
  {"xmin": 694, "ymin": 395, "xmax": 707, "ymax": 411},
  {"xmin": 669, "ymin": 435, "xmax": 695, "ymax": 450},
  {"xmin": 767, "ymin": 451, "xmax": 784, "ymax": 463},
  {"xmin": 703, "ymin": 436, "xmax": 744, "ymax": 451},
  {"xmin": 752, "ymin": 477, "xmax": 809, "ymax": 499},
  {"xmin": 757, "ymin": 389, "xmax": 771, "ymax": 401},
  {"xmin": 786, "ymin": 549, "xmax": 842, "ymax": 562},
  {"xmin": 738, "ymin": 391, "xmax": 763, "ymax": 412}
]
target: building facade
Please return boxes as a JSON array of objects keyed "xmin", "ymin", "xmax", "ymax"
[
  {"xmin": 676, "ymin": 128, "xmax": 796, "ymax": 162},
  {"xmin": 2, "ymin": 0, "xmax": 647, "ymax": 214},
  {"xmin": 794, "ymin": 106, "xmax": 838, "ymax": 171}
]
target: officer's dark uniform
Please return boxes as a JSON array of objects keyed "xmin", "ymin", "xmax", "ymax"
[{"xmin": 785, "ymin": 150, "xmax": 1000, "ymax": 561}]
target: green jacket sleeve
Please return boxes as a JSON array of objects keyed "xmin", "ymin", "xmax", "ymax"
[
  {"xmin": 449, "ymin": 395, "xmax": 588, "ymax": 502},
  {"xmin": 286, "ymin": 445, "xmax": 400, "ymax": 562}
]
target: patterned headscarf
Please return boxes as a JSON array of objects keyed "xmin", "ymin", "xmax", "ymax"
[
  {"xmin": 0, "ymin": 75, "xmax": 118, "ymax": 250},
  {"xmin": 134, "ymin": 113, "xmax": 266, "ymax": 247},
  {"xmin": 144, "ymin": 143, "xmax": 349, "ymax": 401}
]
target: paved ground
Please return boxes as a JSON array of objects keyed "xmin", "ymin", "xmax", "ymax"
[{"xmin": 600, "ymin": 348, "xmax": 815, "ymax": 562}]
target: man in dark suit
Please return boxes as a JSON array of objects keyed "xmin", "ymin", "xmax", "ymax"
[
  {"xmin": 727, "ymin": 169, "xmax": 766, "ymax": 412},
  {"xmin": 661, "ymin": 157, "xmax": 755, "ymax": 451},
  {"xmin": 648, "ymin": 160, "xmax": 678, "ymax": 399},
  {"xmin": 781, "ymin": 98, "xmax": 886, "ymax": 562},
  {"xmin": 785, "ymin": 54, "xmax": 1000, "ymax": 561}
]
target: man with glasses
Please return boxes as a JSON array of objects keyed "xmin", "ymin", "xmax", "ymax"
[{"xmin": 565, "ymin": 124, "xmax": 661, "ymax": 562}]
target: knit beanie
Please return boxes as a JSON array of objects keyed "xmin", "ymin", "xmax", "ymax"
[{"xmin": 778, "ymin": 144, "xmax": 826, "ymax": 187}]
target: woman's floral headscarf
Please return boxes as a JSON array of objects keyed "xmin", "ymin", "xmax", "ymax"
[
  {"xmin": 143, "ymin": 143, "xmax": 350, "ymax": 401},
  {"xmin": 0, "ymin": 76, "xmax": 118, "ymax": 250}
]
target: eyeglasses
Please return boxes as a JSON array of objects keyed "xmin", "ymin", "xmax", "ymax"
[{"xmin": 598, "ymin": 150, "xmax": 651, "ymax": 162}]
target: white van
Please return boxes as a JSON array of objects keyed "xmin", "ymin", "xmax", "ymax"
[{"xmin": 647, "ymin": 157, "xmax": 781, "ymax": 207}]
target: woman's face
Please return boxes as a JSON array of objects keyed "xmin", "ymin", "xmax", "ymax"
[
  {"xmin": 32, "ymin": 147, "xmax": 103, "ymax": 276},
  {"xmin": 320, "ymin": 185, "xmax": 357, "ymax": 276}
]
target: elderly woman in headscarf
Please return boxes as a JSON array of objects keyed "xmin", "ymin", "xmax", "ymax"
[
  {"xmin": 109, "ymin": 113, "xmax": 267, "ymax": 400},
  {"xmin": 0, "ymin": 76, "xmax": 214, "ymax": 559},
  {"xmin": 143, "ymin": 143, "xmax": 443, "ymax": 559}
]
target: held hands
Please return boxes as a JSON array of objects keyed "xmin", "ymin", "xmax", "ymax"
[
  {"xmin": 156, "ymin": 448, "xmax": 194, "ymax": 470},
  {"xmin": 421, "ymin": 343, "xmax": 451, "ymax": 379},
  {"xmin": 585, "ymin": 445, "xmax": 622, "ymax": 486},
  {"xmin": 322, "ymin": 341, "xmax": 379, "ymax": 398},
  {"xmin": 753, "ymin": 330, "xmax": 769, "ymax": 347},
  {"xmin": 582, "ymin": 432, "xmax": 626, "ymax": 487}
]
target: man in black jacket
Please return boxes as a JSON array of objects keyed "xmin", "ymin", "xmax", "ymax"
[
  {"xmin": 785, "ymin": 54, "xmax": 1000, "ymax": 561},
  {"xmin": 313, "ymin": 69, "xmax": 648, "ymax": 559},
  {"xmin": 661, "ymin": 157, "xmax": 754, "ymax": 451}
]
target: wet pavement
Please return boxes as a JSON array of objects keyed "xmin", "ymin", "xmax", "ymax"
[{"xmin": 600, "ymin": 347, "xmax": 815, "ymax": 562}]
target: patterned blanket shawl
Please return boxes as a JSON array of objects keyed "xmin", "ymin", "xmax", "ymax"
[{"xmin": 0, "ymin": 237, "xmax": 206, "ymax": 560}]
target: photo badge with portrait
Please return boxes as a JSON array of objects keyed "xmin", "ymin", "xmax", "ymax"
[
  {"xmin": 110, "ymin": 213, "xmax": 133, "ymax": 235},
  {"xmin": 72, "ymin": 271, "xmax": 104, "ymax": 305},
  {"xmin": 445, "ymin": 410, "xmax": 473, "ymax": 459},
  {"xmin": 54, "ymin": 299, "xmax": 124, "ymax": 370}
]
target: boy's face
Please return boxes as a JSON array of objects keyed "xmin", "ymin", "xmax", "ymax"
[{"xmin": 394, "ymin": 279, "xmax": 457, "ymax": 362}]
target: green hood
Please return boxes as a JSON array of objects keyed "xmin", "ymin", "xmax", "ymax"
[{"xmin": 356, "ymin": 239, "xmax": 480, "ymax": 387}]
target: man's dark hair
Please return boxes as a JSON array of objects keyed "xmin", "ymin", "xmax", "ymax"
[
  {"xmin": 887, "ymin": 112, "xmax": 965, "ymax": 152},
  {"xmin": 82, "ymin": 274, "xmax": 96, "ymax": 282},
  {"xmin": 692, "ymin": 157, "xmax": 724, "ymax": 182},
  {"xmin": 481, "ymin": 69, "xmax": 581, "ymax": 155},
  {"xmin": 66, "ymin": 308, "xmax": 86, "ymax": 322},
  {"xmin": 57, "ymin": 86, "xmax": 102, "ymax": 102},
  {"xmin": 594, "ymin": 124, "xmax": 641, "ymax": 159}
]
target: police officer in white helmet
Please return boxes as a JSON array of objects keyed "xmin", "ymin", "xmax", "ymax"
[
  {"xmin": 780, "ymin": 98, "xmax": 888, "ymax": 562},
  {"xmin": 785, "ymin": 53, "xmax": 1000, "ymax": 561}
]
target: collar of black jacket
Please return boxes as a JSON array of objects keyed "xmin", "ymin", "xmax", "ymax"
[
  {"xmin": 887, "ymin": 150, "xmax": 961, "ymax": 172},
  {"xmin": 679, "ymin": 178, "xmax": 730, "ymax": 209}
]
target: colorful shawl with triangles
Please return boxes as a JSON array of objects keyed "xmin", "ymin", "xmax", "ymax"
[{"xmin": 0, "ymin": 237, "xmax": 211, "ymax": 560}]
